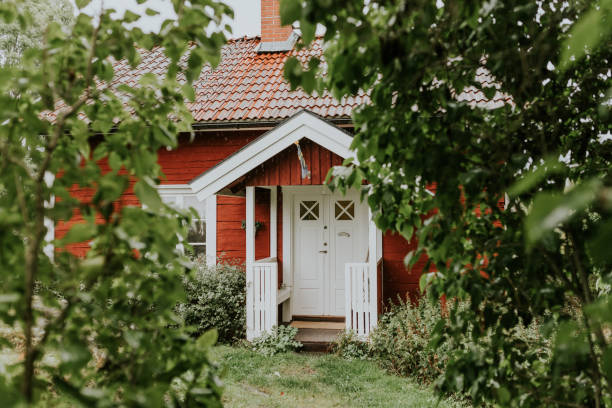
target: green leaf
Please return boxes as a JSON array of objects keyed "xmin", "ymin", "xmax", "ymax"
[
  {"xmin": 75, "ymin": 0, "xmax": 92, "ymax": 9},
  {"xmin": 182, "ymin": 83, "xmax": 196, "ymax": 102},
  {"xmin": 197, "ymin": 329, "xmax": 218, "ymax": 349},
  {"xmin": 59, "ymin": 223, "xmax": 97, "ymax": 245},
  {"xmin": 525, "ymin": 178, "xmax": 602, "ymax": 248},
  {"xmin": 419, "ymin": 272, "xmax": 438, "ymax": 293},
  {"xmin": 587, "ymin": 219, "xmax": 612, "ymax": 263},
  {"xmin": 602, "ymin": 347, "xmax": 612, "ymax": 381},
  {"xmin": 280, "ymin": 0, "xmax": 301, "ymax": 26},
  {"xmin": 508, "ymin": 156, "xmax": 565, "ymax": 196},
  {"xmin": 134, "ymin": 179, "xmax": 162, "ymax": 212},
  {"xmin": 560, "ymin": 0, "xmax": 612, "ymax": 70},
  {"xmin": 145, "ymin": 8, "xmax": 160, "ymax": 17},
  {"xmin": 300, "ymin": 19, "xmax": 316, "ymax": 46},
  {"xmin": 123, "ymin": 10, "xmax": 141, "ymax": 24}
]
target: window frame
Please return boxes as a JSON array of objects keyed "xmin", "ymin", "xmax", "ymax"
[{"xmin": 157, "ymin": 184, "xmax": 216, "ymax": 266}]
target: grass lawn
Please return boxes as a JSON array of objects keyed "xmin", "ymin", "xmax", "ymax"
[{"xmin": 213, "ymin": 346, "xmax": 467, "ymax": 408}]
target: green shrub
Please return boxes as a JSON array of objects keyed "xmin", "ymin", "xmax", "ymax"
[
  {"xmin": 177, "ymin": 260, "xmax": 246, "ymax": 343},
  {"xmin": 331, "ymin": 330, "xmax": 371, "ymax": 360},
  {"xmin": 251, "ymin": 325, "xmax": 302, "ymax": 356},
  {"xmin": 369, "ymin": 298, "xmax": 450, "ymax": 383}
]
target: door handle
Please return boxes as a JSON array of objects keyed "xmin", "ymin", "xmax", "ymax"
[{"xmin": 319, "ymin": 250, "xmax": 328, "ymax": 254}]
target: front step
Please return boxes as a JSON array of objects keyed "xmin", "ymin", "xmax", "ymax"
[{"xmin": 290, "ymin": 321, "xmax": 344, "ymax": 352}]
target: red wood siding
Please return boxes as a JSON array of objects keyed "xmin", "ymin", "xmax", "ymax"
[
  {"xmin": 56, "ymin": 131, "xmax": 265, "ymax": 255},
  {"xmin": 245, "ymin": 139, "xmax": 344, "ymax": 186},
  {"xmin": 216, "ymin": 189, "xmax": 270, "ymax": 264},
  {"xmin": 158, "ymin": 131, "xmax": 264, "ymax": 184},
  {"xmin": 381, "ymin": 231, "xmax": 432, "ymax": 305}
]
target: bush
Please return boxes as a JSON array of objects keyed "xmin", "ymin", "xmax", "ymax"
[
  {"xmin": 331, "ymin": 330, "xmax": 370, "ymax": 360},
  {"xmin": 369, "ymin": 298, "xmax": 450, "ymax": 383},
  {"xmin": 178, "ymin": 260, "xmax": 246, "ymax": 343},
  {"xmin": 250, "ymin": 325, "xmax": 302, "ymax": 356}
]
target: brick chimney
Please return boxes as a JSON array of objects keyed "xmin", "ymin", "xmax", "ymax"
[{"xmin": 258, "ymin": 0, "xmax": 297, "ymax": 52}]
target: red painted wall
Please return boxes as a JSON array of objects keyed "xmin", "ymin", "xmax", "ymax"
[
  {"xmin": 216, "ymin": 189, "xmax": 271, "ymax": 264},
  {"xmin": 56, "ymin": 130, "xmax": 265, "ymax": 256},
  {"xmin": 245, "ymin": 138, "xmax": 344, "ymax": 186}
]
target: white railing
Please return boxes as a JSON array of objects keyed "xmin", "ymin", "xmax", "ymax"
[
  {"xmin": 345, "ymin": 263, "xmax": 377, "ymax": 337},
  {"xmin": 246, "ymin": 258, "xmax": 278, "ymax": 340}
]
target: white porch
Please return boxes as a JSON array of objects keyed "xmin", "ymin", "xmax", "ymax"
[
  {"xmin": 244, "ymin": 185, "xmax": 382, "ymax": 340},
  {"xmin": 186, "ymin": 111, "xmax": 384, "ymax": 340}
]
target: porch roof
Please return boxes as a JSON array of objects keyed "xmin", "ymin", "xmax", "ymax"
[{"xmin": 190, "ymin": 110, "xmax": 355, "ymax": 200}]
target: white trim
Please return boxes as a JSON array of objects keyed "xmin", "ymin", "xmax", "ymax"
[
  {"xmin": 206, "ymin": 195, "xmax": 217, "ymax": 267},
  {"xmin": 245, "ymin": 186, "xmax": 255, "ymax": 339},
  {"xmin": 368, "ymin": 206, "xmax": 378, "ymax": 328},
  {"xmin": 281, "ymin": 188, "xmax": 293, "ymax": 322},
  {"xmin": 269, "ymin": 186, "xmax": 277, "ymax": 258},
  {"xmin": 191, "ymin": 111, "xmax": 355, "ymax": 200},
  {"xmin": 157, "ymin": 184, "xmax": 193, "ymax": 195}
]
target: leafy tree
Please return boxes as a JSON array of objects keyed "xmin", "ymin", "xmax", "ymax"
[
  {"xmin": 0, "ymin": 0, "xmax": 232, "ymax": 406},
  {"xmin": 0, "ymin": 0, "xmax": 74, "ymax": 67},
  {"xmin": 281, "ymin": 0, "xmax": 611, "ymax": 406}
]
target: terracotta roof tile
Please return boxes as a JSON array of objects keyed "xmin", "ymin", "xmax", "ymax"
[{"xmin": 43, "ymin": 36, "xmax": 510, "ymax": 123}]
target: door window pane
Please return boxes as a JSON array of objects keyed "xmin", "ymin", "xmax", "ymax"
[
  {"xmin": 335, "ymin": 200, "xmax": 354, "ymax": 220},
  {"xmin": 300, "ymin": 201, "xmax": 319, "ymax": 220}
]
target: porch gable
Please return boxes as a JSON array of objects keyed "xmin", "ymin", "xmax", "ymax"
[{"xmin": 190, "ymin": 110, "xmax": 355, "ymax": 200}]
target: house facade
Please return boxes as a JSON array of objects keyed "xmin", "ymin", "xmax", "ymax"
[{"xmin": 55, "ymin": 0, "xmax": 506, "ymax": 340}]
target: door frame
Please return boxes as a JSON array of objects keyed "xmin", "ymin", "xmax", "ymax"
[{"xmin": 282, "ymin": 185, "xmax": 370, "ymax": 320}]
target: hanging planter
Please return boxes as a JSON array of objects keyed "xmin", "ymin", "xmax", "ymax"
[{"xmin": 241, "ymin": 220, "xmax": 264, "ymax": 233}]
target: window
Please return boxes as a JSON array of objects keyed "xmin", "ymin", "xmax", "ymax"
[
  {"xmin": 187, "ymin": 219, "xmax": 206, "ymax": 257},
  {"xmin": 300, "ymin": 200, "xmax": 319, "ymax": 220},
  {"xmin": 335, "ymin": 200, "xmax": 354, "ymax": 220},
  {"xmin": 160, "ymin": 191, "xmax": 207, "ymax": 258}
]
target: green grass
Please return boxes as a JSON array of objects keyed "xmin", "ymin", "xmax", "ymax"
[{"xmin": 213, "ymin": 346, "xmax": 468, "ymax": 408}]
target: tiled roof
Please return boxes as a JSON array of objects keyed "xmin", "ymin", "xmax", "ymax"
[
  {"xmin": 46, "ymin": 36, "xmax": 511, "ymax": 123},
  {"xmin": 455, "ymin": 67, "xmax": 514, "ymax": 109},
  {"xmin": 112, "ymin": 36, "xmax": 365, "ymax": 123}
]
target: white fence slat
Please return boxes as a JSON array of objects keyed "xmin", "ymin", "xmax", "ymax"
[
  {"xmin": 246, "ymin": 265, "xmax": 254, "ymax": 340},
  {"xmin": 264, "ymin": 265, "xmax": 272, "ymax": 331},
  {"xmin": 345, "ymin": 265, "xmax": 352, "ymax": 332},
  {"xmin": 356, "ymin": 265, "xmax": 363, "ymax": 335},
  {"xmin": 255, "ymin": 265, "xmax": 262, "ymax": 333},
  {"xmin": 270, "ymin": 263, "xmax": 278, "ymax": 331},
  {"xmin": 345, "ymin": 263, "xmax": 375, "ymax": 338}
]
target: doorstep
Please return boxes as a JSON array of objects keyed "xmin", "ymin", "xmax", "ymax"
[{"xmin": 289, "ymin": 320, "xmax": 344, "ymax": 352}]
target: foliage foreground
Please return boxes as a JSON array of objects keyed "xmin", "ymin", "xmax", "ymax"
[
  {"xmin": 213, "ymin": 345, "xmax": 468, "ymax": 408},
  {"xmin": 281, "ymin": 0, "xmax": 612, "ymax": 406},
  {"xmin": 0, "ymin": 0, "xmax": 232, "ymax": 405}
]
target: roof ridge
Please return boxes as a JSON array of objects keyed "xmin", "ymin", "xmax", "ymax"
[{"xmin": 226, "ymin": 35, "xmax": 261, "ymax": 43}]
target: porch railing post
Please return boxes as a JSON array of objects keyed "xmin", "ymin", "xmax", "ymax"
[
  {"xmin": 246, "ymin": 186, "xmax": 255, "ymax": 340},
  {"xmin": 368, "ymin": 207, "xmax": 378, "ymax": 330}
]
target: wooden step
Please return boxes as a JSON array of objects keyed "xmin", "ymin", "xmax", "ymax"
[
  {"xmin": 294, "ymin": 327, "xmax": 342, "ymax": 353},
  {"xmin": 290, "ymin": 321, "xmax": 345, "ymax": 330},
  {"xmin": 291, "ymin": 315, "xmax": 345, "ymax": 323}
]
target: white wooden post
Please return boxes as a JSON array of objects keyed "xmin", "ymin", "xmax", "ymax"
[
  {"xmin": 281, "ymin": 189, "xmax": 292, "ymax": 322},
  {"xmin": 246, "ymin": 186, "xmax": 255, "ymax": 340},
  {"xmin": 270, "ymin": 186, "xmax": 277, "ymax": 258},
  {"xmin": 206, "ymin": 195, "xmax": 217, "ymax": 267},
  {"xmin": 368, "ymin": 206, "xmax": 378, "ymax": 329}
]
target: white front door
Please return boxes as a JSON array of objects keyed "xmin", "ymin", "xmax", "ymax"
[{"xmin": 293, "ymin": 190, "xmax": 368, "ymax": 317}]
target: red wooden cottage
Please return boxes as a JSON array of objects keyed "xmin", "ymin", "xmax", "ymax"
[{"xmin": 54, "ymin": 0, "xmax": 509, "ymax": 340}]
